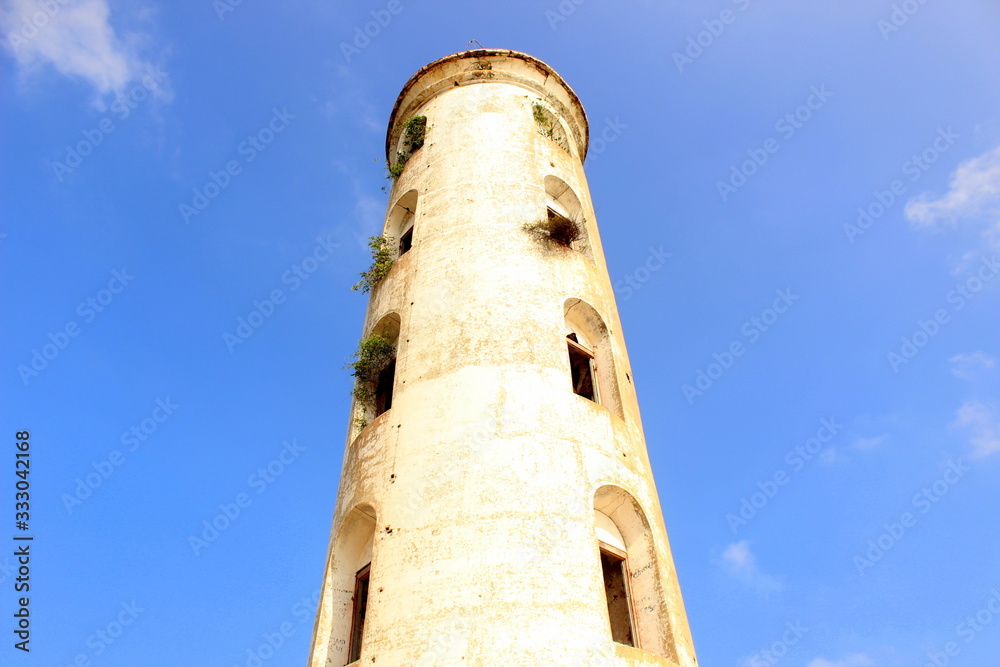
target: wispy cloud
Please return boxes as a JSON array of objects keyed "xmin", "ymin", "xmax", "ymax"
[
  {"xmin": 819, "ymin": 447, "xmax": 841, "ymax": 464},
  {"xmin": 853, "ymin": 435, "xmax": 886, "ymax": 450},
  {"xmin": 949, "ymin": 351, "xmax": 996, "ymax": 380},
  {"xmin": 1, "ymin": 0, "xmax": 166, "ymax": 105},
  {"xmin": 820, "ymin": 433, "xmax": 885, "ymax": 465},
  {"xmin": 331, "ymin": 161, "xmax": 386, "ymax": 250},
  {"xmin": 323, "ymin": 64, "xmax": 382, "ymax": 133},
  {"xmin": 953, "ymin": 400, "xmax": 1000, "ymax": 459},
  {"xmin": 322, "ymin": 89, "xmax": 381, "ymax": 134},
  {"xmin": 906, "ymin": 145, "xmax": 1000, "ymax": 228},
  {"xmin": 806, "ymin": 655, "xmax": 874, "ymax": 667},
  {"xmin": 905, "ymin": 144, "xmax": 1000, "ymax": 261},
  {"xmin": 718, "ymin": 540, "xmax": 783, "ymax": 594}
]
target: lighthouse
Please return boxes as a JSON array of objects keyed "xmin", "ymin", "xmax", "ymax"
[{"xmin": 308, "ymin": 49, "xmax": 698, "ymax": 667}]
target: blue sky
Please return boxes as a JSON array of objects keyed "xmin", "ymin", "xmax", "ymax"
[{"xmin": 2, "ymin": 1, "xmax": 999, "ymax": 666}]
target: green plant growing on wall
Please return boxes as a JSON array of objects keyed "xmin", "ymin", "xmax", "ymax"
[
  {"xmin": 531, "ymin": 102, "xmax": 570, "ymax": 152},
  {"xmin": 386, "ymin": 152, "xmax": 407, "ymax": 180},
  {"xmin": 347, "ymin": 333, "xmax": 396, "ymax": 405},
  {"xmin": 385, "ymin": 116, "xmax": 427, "ymax": 182},
  {"xmin": 352, "ymin": 235, "xmax": 395, "ymax": 293},
  {"xmin": 403, "ymin": 115, "xmax": 426, "ymax": 152},
  {"xmin": 524, "ymin": 210, "xmax": 583, "ymax": 249},
  {"xmin": 532, "ymin": 102, "xmax": 555, "ymax": 138}
]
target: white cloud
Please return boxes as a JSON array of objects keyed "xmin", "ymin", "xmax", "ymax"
[
  {"xmin": 806, "ymin": 655, "xmax": 874, "ymax": 667},
  {"xmin": 719, "ymin": 541, "xmax": 783, "ymax": 594},
  {"xmin": 819, "ymin": 447, "xmax": 841, "ymax": 464},
  {"xmin": 949, "ymin": 351, "xmax": 997, "ymax": 380},
  {"xmin": 1, "ymin": 0, "xmax": 165, "ymax": 104},
  {"xmin": 906, "ymin": 145, "xmax": 1000, "ymax": 228},
  {"xmin": 905, "ymin": 144, "xmax": 1000, "ymax": 257},
  {"xmin": 954, "ymin": 400, "xmax": 1000, "ymax": 459},
  {"xmin": 820, "ymin": 434, "xmax": 885, "ymax": 465},
  {"xmin": 853, "ymin": 435, "xmax": 886, "ymax": 450},
  {"xmin": 323, "ymin": 65, "xmax": 382, "ymax": 133}
]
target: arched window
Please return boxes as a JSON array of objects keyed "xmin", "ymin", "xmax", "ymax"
[
  {"xmin": 385, "ymin": 190, "xmax": 417, "ymax": 258},
  {"xmin": 544, "ymin": 176, "xmax": 591, "ymax": 258},
  {"xmin": 595, "ymin": 509, "xmax": 636, "ymax": 647},
  {"xmin": 370, "ymin": 314, "xmax": 400, "ymax": 418},
  {"xmin": 593, "ymin": 486, "xmax": 677, "ymax": 660},
  {"xmin": 311, "ymin": 504, "xmax": 377, "ymax": 666},
  {"xmin": 564, "ymin": 299, "xmax": 622, "ymax": 418},
  {"xmin": 531, "ymin": 100, "xmax": 570, "ymax": 153},
  {"xmin": 352, "ymin": 313, "xmax": 400, "ymax": 430}
]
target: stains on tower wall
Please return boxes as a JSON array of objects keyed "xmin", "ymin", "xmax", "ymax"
[{"xmin": 309, "ymin": 49, "xmax": 698, "ymax": 667}]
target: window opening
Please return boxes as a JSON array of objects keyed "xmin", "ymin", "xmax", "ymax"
[
  {"xmin": 567, "ymin": 334, "xmax": 596, "ymax": 401},
  {"xmin": 600, "ymin": 548, "xmax": 635, "ymax": 647},
  {"xmin": 374, "ymin": 359, "xmax": 395, "ymax": 416},
  {"xmin": 348, "ymin": 563, "xmax": 371, "ymax": 662},
  {"xmin": 398, "ymin": 226, "xmax": 413, "ymax": 256}
]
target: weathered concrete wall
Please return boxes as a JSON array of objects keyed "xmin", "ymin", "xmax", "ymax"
[{"xmin": 308, "ymin": 49, "xmax": 698, "ymax": 667}]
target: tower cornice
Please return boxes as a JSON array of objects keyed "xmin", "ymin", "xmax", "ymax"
[{"xmin": 385, "ymin": 48, "xmax": 590, "ymax": 162}]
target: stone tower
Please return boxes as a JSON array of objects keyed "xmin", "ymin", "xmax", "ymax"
[{"xmin": 308, "ymin": 49, "xmax": 698, "ymax": 667}]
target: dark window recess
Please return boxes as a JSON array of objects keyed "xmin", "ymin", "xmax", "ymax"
[
  {"xmin": 374, "ymin": 359, "xmax": 396, "ymax": 416},
  {"xmin": 348, "ymin": 563, "xmax": 371, "ymax": 662},
  {"xmin": 600, "ymin": 549, "xmax": 635, "ymax": 647},
  {"xmin": 567, "ymin": 335, "xmax": 596, "ymax": 401},
  {"xmin": 399, "ymin": 227, "xmax": 413, "ymax": 256}
]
